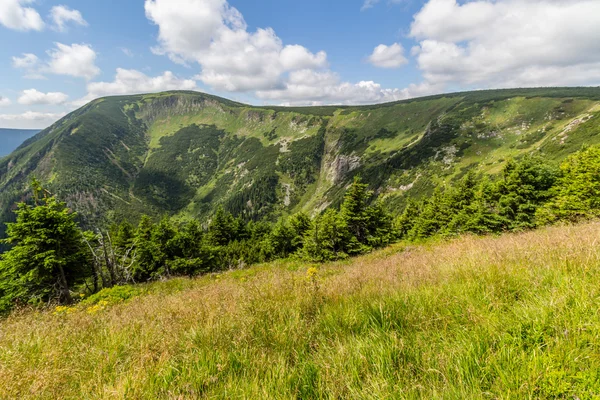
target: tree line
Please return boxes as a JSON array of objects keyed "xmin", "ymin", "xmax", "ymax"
[
  {"xmin": 2, "ymin": 145, "xmax": 600, "ymax": 313},
  {"xmin": 0, "ymin": 177, "xmax": 393, "ymax": 313}
]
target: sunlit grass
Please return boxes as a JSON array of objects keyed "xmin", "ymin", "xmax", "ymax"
[{"xmin": 2, "ymin": 222, "xmax": 600, "ymax": 398}]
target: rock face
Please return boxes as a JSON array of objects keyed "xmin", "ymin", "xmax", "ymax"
[{"xmin": 326, "ymin": 154, "xmax": 361, "ymax": 184}]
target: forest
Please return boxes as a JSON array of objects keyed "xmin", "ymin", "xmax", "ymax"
[{"xmin": 1, "ymin": 144, "xmax": 600, "ymax": 314}]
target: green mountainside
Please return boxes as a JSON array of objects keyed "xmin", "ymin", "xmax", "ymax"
[{"xmin": 2, "ymin": 87, "xmax": 600, "ymax": 227}]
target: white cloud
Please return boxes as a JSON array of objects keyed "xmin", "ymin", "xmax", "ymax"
[
  {"xmin": 0, "ymin": 111, "xmax": 65, "ymax": 129},
  {"xmin": 18, "ymin": 89, "xmax": 69, "ymax": 105},
  {"xmin": 145, "ymin": 0, "xmax": 409, "ymax": 105},
  {"xmin": 11, "ymin": 53, "xmax": 46, "ymax": 79},
  {"xmin": 0, "ymin": 97, "xmax": 11, "ymax": 107},
  {"xmin": 0, "ymin": 0, "xmax": 44, "ymax": 31},
  {"xmin": 12, "ymin": 53, "xmax": 38, "ymax": 69},
  {"xmin": 12, "ymin": 44, "xmax": 100, "ymax": 80},
  {"xmin": 361, "ymin": 0, "xmax": 407, "ymax": 11},
  {"xmin": 410, "ymin": 0, "xmax": 600, "ymax": 89},
  {"xmin": 50, "ymin": 5, "xmax": 87, "ymax": 32},
  {"xmin": 45, "ymin": 43, "xmax": 100, "ymax": 80},
  {"xmin": 256, "ymin": 69, "xmax": 437, "ymax": 105},
  {"xmin": 368, "ymin": 43, "xmax": 408, "ymax": 68},
  {"xmin": 145, "ymin": 0, "xmax": 328, "ymax": 92},
  {"xmin": 74, "ymin": 68, "xmax": 197, "ymax": 106},
  {"xmin": 361, "ymin": 0, "xmax": 380, "ymax": 11},
  {"xmin": 121, "ymin": 47, "xmax": 134, "ymax": 58}
]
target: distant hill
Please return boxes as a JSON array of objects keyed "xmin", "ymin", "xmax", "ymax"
[
  {"xmin": 0, "ymin": 129, "xmax": 40, "ymax": 158},
  {"xmin": 1, "ymin": 87, "xmax": 600, "ymax": 228}
]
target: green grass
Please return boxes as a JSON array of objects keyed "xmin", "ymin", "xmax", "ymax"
[{"xmin": 2, "ymin": 221, "xmax": 600, "ymax": 398}]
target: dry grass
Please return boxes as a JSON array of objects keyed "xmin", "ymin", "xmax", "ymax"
[{"xmin": 2, "ymin": 222, "xmax": 600, "ymax": 398}]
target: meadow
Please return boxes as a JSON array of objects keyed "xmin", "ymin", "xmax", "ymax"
[{"xmin": 2, "ymin": 221, "xmax": 600, "ymax": 399}]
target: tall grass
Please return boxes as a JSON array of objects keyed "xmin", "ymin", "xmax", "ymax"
[{"xmin": 2, "ymin": 222, "xmax": 600, "ymax": 398}]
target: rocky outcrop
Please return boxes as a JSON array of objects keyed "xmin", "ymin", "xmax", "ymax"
[{"xmin": 326, "ymin": 154, "xmax": 361, "ymax": 184}]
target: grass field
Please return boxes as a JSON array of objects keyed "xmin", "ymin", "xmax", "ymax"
[{"xmin": 2, "ymin": 222, "xmax": 600, "ymax": 399}]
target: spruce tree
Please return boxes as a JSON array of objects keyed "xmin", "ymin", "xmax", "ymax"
[
  {"xmin": 537, "ymin": 146, "xmax": 600, "ymax": 223},
  {"xmin": 340, "ymin": 176, "xmax": 372, "ymax": 244},
  {"xmin": 0, "ymin": 186, "xmax": 89, "ymax": 311}
]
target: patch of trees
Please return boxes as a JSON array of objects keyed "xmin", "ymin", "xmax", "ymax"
[
  {"xmin": 0, "ymin": 177, "xmax": 393, "ymax": 313},
  {"xmin": 397, "ymin": 146, "xmax": 600, "ymax": 239},
  {"xmin": 3, "ymin": 145, "xmax": 600, "ymax": 314}
]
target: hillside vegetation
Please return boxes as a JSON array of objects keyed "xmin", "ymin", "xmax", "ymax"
[
  {"xmin": 2, "ymin": 221, "xmax": 600, "ymax": 398},
  {"xmin": 2, "ymin": 87, "xmax": 600, "ymax": 229},
  {"xmin": 2, "ymin": 87, "xmax": 600, "ymax": 398}
]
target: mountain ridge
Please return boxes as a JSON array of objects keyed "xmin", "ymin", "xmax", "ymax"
[{"xmin": 2, "ymin": 86, "xmax": 600, "ymax": 229}]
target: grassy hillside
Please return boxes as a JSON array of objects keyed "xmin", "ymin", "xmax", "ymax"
[
  {"xmin": 2, "ymin": 87, "xmax": 600, "ymax": 228},
  {"xmin": 2, "ymin": 221, "xmax": 600, "ymax": 398}
]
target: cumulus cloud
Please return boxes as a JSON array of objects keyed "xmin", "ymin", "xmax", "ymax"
[
  {"xmin": 12, "ymin": 53, "xmax": 46, "ymax": 79},
  {"xmin": 145, "ymin": 0, "xmax": 408, "ymax": 105},
  {"xmin": 12, "ymin": 53, "xmax": 38, "ymax": 69},
  {"xmin": 145, "ymin": 0, "xmax": 328, "ymax": 92},
  {"xmin": 0, "ymin": 111, "xmax": 66, "ymax": 129},
  {"xmin": 0, "ymin": 0, "xmax": 44, "ymax": 31},
  {"xmin": 45, "ymin": 43, "xmax": 100, "ymax": 80},
  {"xmin": 410, "ymin": 0, "xmax": 600, "ymax": 89},
  {"xmin": 50, "ymin": 5, "xmax": 87, "ymax": 32},
  {"xmin": 74, "ymin": 68, "xmax": 197, "ymax": 106},
  {"xmin": 0, "ymin": 97, "xmax": 11, "ymax": 107},
  {"xmin": 256, "ymin": 69, "xmax": 438, "ymax": 105},
  {"xmin": 368, "ymin": 43, "xmax": 408, "ymax": 68},
  {"xmin": 18, "ymin": 89, "xmax": 69, "ymax": 105},
  {"xmin": 12, "ymin": 44, "xmax": 100, "ymax": 80}
]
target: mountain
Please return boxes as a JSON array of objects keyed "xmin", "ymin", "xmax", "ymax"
[
  {"xmin": 1, "ymin": 87, "xmax": 600, "ymax": 228},
  {"xmin": 0, "ymin": 129, "xmax": 40, "ymax": 158}
]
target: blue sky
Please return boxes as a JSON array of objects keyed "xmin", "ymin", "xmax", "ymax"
[{"xmin": 1, "ymin": 0, "xmax": 600, "ymax": 128}]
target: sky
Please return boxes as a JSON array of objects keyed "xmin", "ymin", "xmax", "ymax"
[{"xmin": 0, "ymin": 0, "xmax": 600, "ymax": 129}]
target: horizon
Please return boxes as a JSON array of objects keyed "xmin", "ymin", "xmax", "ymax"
[
  {"xmin": 1, "ymin": 0, "xmax": 600, "ymax": 129},
  {"xmin": 2, "ymin": 85, "xmax": 600, "ymax": 131}
]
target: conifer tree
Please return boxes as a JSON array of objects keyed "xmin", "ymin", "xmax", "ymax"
[
  {"xmin": 0, "ymin": 183, "xmax": 89, "ymax": 311},
  {"xmin": 209, "ymin": 206, "xmax": 236, "ymax": 246},
  {"xmin": 340, "ymin": 176, "xmax": 372, "ymax": 244},
  {"xmin": 537, "ymin": 146, "xmax": 600, "ymax": 223}
]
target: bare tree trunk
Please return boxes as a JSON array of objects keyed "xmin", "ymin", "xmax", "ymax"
[
  {"xmin": 56, "ymin": 263, "xmax": 73, "ymax": 304},
  {"xmin": 91, "ymin": 262, "xmax": 99, "ymax": 293},
  {"xmin": 82, "ymin": 232, "xmax": 108, "ymax": 291},
  {"xmin": 100, "ymin": 232, "xmax": 116, "ymax": 287}
]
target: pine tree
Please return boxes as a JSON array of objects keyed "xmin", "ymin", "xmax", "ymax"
[
  {"xmin": 340, "ymin": 176, "xmax": 372, "ymax": 244},
  {"xmin": 0, "ymin": 186, "xmax": 89, "ymax": 312},
  {"xmin": 289, "ymin": 212, "xmax": 312, "ymax": 250},
  {"xmin": 495, "ymin": 156, "xmax": 558, "ymax": 229},
  {"xmin": 537, "ymin": 146, "xmax": 600, "ymax": 223},
  {"xmin": 302, "ymin": 209, "xmax": 350, "ymax": 261},
  {"xmin": 268, "ymin": 219, "xmax": 295, "ymax": 259},
  {"xmin": 151, "ymin": 217, "xmax": 177, "ymax": 277},
  {"xmin": 209, "ymin": 206, "xmax": 236, "ymax": 246}
]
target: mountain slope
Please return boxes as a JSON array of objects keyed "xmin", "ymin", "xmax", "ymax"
[{"xmin": 1, "ymin": 87, "xmax": 600, "ymax": 227}]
